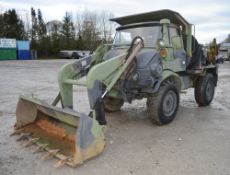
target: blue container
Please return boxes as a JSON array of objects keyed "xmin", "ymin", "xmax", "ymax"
[
  {"xmin": 17, "ymin": 50, "xmax": 30, "ymax": 60},
  {"xmin": 16, "ymin": 40, "xmax": 30, "ymax": 50}
]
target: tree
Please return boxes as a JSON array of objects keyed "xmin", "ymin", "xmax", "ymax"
[
  {"xmin": 37, "ymin": 9, "xmax": 46, "ymax": 39},
  {"xmin": 99, "ymin": 11, "xmax": 115, "ymax": 42},
  {"xmin": 30, "ymin": 7, "xmax": 38, "ymax": 50},
  {"xmin": 36, "ymin": 9, "xmax": 50, "ymax": 57},
  {"xmin": 0, "ymin": 8, "xmax": 116, "ymax": 58},
  {"xmin": 0, "ymin": 9, "xmax": 26, "ymax": 39},
  {"xmin": 78, "ymin": 10, "xmax": 100, "ymax": 51},
  {"xmin": 0, "ymin": 14, "xmax": 4, "ymax": 37},
  {"xmin": 60, "ymin": 12, "xmax": 75, "ymax": 49},
  {"xmin": 75, "ymin": 10, "xmax": 115, "ymax": 51},
  {"xmin": 76, "ymin": 34, "xmax": 84, "ymax": 50},
  {"xmin": 51, "ymin": 23, "xmax": 61, "ymax": 55}
]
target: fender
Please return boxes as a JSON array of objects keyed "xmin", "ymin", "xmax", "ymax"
[{"xmin": 152, "ymin": 69, "xmax": 182, "ymax": 93}]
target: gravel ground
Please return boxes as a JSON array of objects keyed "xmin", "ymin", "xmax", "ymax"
[{"xmin": 0, "ymin": 60, "xmax": 230, "ymax": 175}]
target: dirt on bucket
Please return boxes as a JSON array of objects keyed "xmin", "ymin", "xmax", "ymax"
[{"xmin": 20, "ymin": 118, "xmax": 77, "ymax": 157}]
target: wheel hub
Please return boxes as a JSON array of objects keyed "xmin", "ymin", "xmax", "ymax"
[
  {"xmin": 206, "ymin": 80, "xmax": 214, "ymax": 101},
  {"xmin": 163, "ymin": 90, "xmax": 177, "ymax": 117}
]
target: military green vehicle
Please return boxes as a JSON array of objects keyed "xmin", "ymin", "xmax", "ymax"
[{"xmin": 13, "ymin": 10, "xmax": 218, "ymax": 167}]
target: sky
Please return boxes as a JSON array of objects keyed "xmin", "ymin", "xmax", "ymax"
[{"xmin": 1, "ymin": 0, "xmax": 230, "ymax": 43}]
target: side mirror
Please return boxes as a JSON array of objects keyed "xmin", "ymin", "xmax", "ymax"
[
  {"xmin": 157, "ymin": 39, "xmax": 166, "ymax": 49},
  {"xmin": 171, "ymin": 36, "xmax": 182, "ymax": 49}
]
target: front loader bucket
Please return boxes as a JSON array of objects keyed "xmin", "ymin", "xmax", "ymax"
[{"xmin": 13, "ymin": 95, "xmax": 105, "ymax": 167}]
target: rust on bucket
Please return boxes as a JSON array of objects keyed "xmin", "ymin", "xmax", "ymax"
[{"xmin": 18, "ymin": 117, "xmax": 77, "ymax": 157}]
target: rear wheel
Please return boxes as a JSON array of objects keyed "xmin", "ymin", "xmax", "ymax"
[
  {"xmin": 147, "ymin": 83, "xmax": 179, "ymax": 125},
  {"xmin": 104, "ymin": 97, "xmax": 124, "ymax": 112},
  {"xmin": 195, "ymin": 74, "xmax": 215, "ymax": 106}
]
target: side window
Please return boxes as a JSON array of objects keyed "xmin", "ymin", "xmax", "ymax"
[
  {"xmin": 169, "ymin": 27, "xmax": 180, "ymax": 40},
  {"xmin": 169, "ymin": 27, "xmax": 183, "ymax": 49}
]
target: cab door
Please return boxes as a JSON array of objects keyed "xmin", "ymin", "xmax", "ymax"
[{"xmin": 168, "ymin": 27, "xmax": 187, "ymax": 71}]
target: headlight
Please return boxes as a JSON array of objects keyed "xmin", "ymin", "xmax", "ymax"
[{"xmin": 159, "ymin": 48, "xmax": 168, "ymax": 58}]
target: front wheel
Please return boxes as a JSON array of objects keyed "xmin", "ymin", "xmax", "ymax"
[
  {"xmin": 195, "ymin": 74, "xmax": 215, "ymax": 106},
  {"xmin": 147, "ymin": 84, "xmax": 179, "ymax": 125}
]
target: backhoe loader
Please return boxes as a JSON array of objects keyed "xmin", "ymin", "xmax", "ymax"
[{"xmin": 12, "ymin": 9, "xmax": 218, "ymax": 167}]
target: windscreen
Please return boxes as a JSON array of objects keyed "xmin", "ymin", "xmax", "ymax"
[{"xmin": 113, "ymin": 26, "xmax": 162, "ymax": 48}]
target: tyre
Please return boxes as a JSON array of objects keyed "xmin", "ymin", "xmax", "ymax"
[
  {"xmin": 146, "ymin": 83, "xmax": 179, "ymax": 125},
  {"xmin": 195, "ymin": 73, "xmax": 215, "ymax": 106},
  {"xmin": 104, "ymin": 97, "xmax": 124, "ymax": 112}
]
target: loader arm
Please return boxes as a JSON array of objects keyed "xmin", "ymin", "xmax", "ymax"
[
  {"xmin": 13, "ymin": 38, "xmax": 143, "ymax": 167},
  {"xmin": 58, "ymin": 38, "xmax": 143, "ymax": 122},
  {"xmin": 87, "ymin": 39, "xmax": 144, "ymax": 108},
  {"xmin": 58, "ymin": 44, "xmax": 111, "ymax": 108},
  {"xmin": 86, "ymin": 38, "xmax": 144, "ymax": 125}
]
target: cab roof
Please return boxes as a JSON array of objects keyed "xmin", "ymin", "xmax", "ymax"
[{"xmin": 110, "ymin": 9, "xmax": 190, "ymax": 28}]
